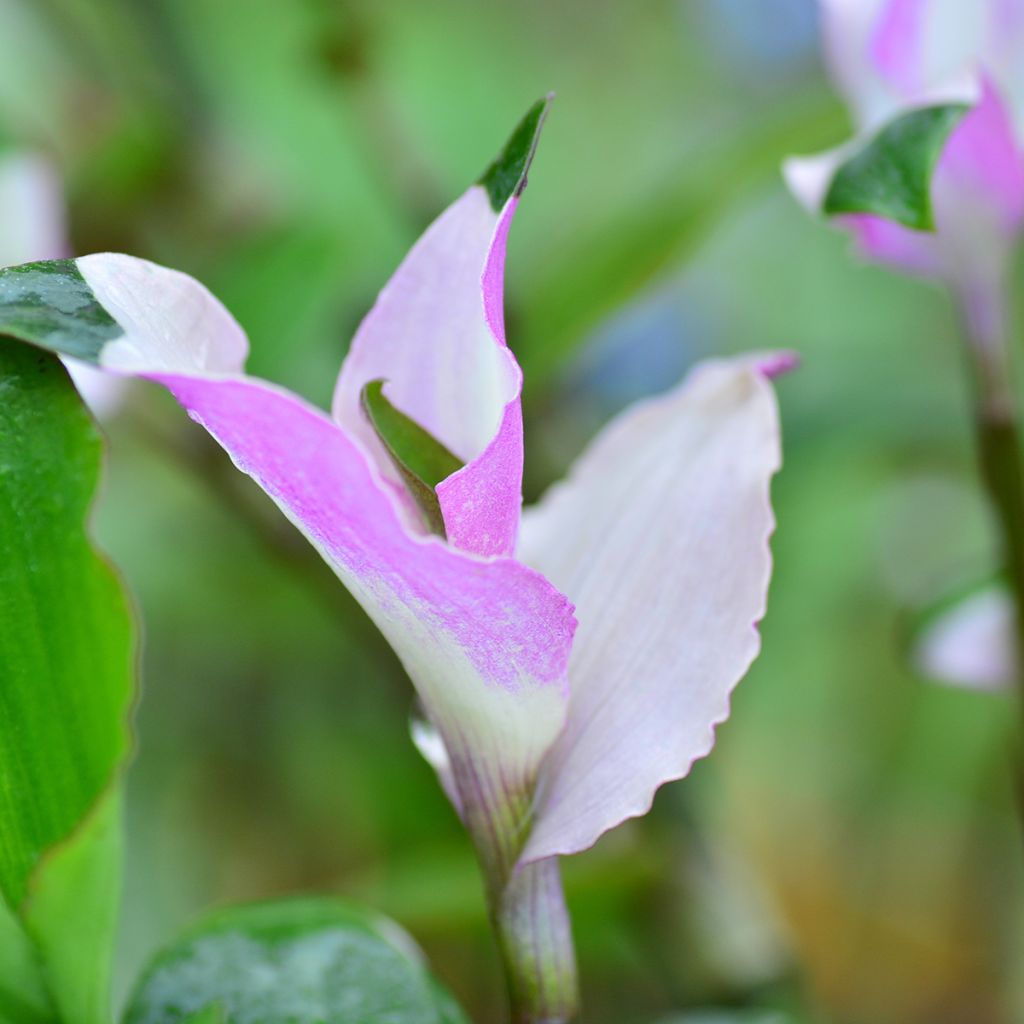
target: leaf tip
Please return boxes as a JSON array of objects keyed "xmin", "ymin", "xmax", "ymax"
[{"xmin": 478, "ymin": 94, "xmax": 554, "ymax": 211}]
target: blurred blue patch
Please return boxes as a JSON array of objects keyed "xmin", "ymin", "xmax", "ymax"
[
  {"xmin": 569, "ymin": 285, "xmax": 710, "ymax": 419},
  {"xmin": 688, "ymin": 0, "xmax": 819, "ymax": 78}
]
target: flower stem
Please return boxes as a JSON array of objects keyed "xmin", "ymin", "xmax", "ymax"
[
  {"xmin": 451, "ymin": 759, "xmax": 579, "ymax": 1022},
  {"xmin": 957, "ymin": 283, "xmax": 1024, "ymax": 734},
  {"xmin": 489, "ymin": 857, "xmax": 579, "ymax": 1024}
]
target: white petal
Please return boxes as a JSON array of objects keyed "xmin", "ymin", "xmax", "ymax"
[
  {"xmin": 520, "ymin": 357, "xmax": 783, "ymax": 860},
  {"xmin": 916, "ymin": 587, "xmax": 1014, "ymax": 691},
  {"xmin": 782, "ymin": 146, "xmax": 849, "ymax": 214},
  {"xmin": 80, "ymin": 253, "xmax": 249, "ymax": 375},
  {"xmin": 0, "ymin": 153, "xmax": 67, "ymax": 268}
]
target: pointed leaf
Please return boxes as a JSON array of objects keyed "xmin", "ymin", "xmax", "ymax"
[
  {"xmin": 823, "ymin": 103, "xmax": 970, "ymax": 229},
  {"xmin": 123, "ymin": 898, "xmax": 468, "ymax": 1024},
  {"xmin": 478, "ymin": 96, "xmax": 552, "ymax": 212},
  {"xmin": 360, "ymin": 379, "xmax": 463, "ymax": 537}
]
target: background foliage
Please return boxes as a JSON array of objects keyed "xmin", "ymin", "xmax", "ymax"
[{"xmin": 1, "ymin": 0, "xmax": 1021, "ymax": 1021}]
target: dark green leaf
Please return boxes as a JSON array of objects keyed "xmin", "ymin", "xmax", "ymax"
[
  {"xmin": 360, "ymin": 379, "xmax": 463, "ymax": 538},
  {"xmin": 123, "ymin": 897, "xmax": 469, "ymax": 1024},
  {"xmin": 478, "ymin": 95, "xmax": 552, "ymax": 212},
  {"xmin": 823, "ymin": 104, "xmax": 970, "ymax": 230},
  {"xmin": 0, "ymin": 261, "xmax": 121, "ymax": 362},
  {"xmin": 0, "ymin": 342, "xmax": 135, "ymax": 1023}
]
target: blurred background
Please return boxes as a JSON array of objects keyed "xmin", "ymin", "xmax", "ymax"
[{"xmin": 1, "ymin": 0, "xmax": 1022, "ymax": 1021}]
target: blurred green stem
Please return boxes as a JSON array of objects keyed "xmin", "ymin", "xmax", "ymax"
[{"xmin": 957, "ymin": 282, "xmax": 1024, "ymax": 731}]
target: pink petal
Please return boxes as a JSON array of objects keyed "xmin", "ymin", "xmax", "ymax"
[
  {"xmin": 871, "ymin": 0, "xmax": 987, "ymax": 104},
  {"xmin": 518, "ymin": 357, "xmax": 783, "ymax": 860},
  {"xmin": 819, "ymin": 0, "xmax": 904, "ymax": 129},
  {"xmin": 871, "ymin": 0, "xmax": 930, "ymax": 97},
  {"xmin": 932, "ymin": 76, "xmax": 1024, "ymax": 234},
  {"xmin": 333, "ymin": 188, "xmax": 525, "ymax": 557},
  {"xmin": 77, "ymin": 254, "xmax": 576, "ymax": 834},
  {"xmin": 839, "ymin": 212, "xmax": 943, "ymax": 274}
]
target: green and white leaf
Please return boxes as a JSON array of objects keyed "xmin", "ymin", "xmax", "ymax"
[{"xmin": 123, "ymin": 898, "xmax": 468, "ymax": 1024}]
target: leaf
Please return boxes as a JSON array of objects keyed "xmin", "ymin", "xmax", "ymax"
[
  {"xmin": 123, "ymin": 897, "xmax": 469, "ymax": 1024},
  {"xmin": 0, "ymin": 898, "xmax": 55, "ymax": 1024},
  {"xmin": 477, "ymin": 94, "xmax": 551, "ymax": 211},
  {"xmin": 823, "ymin": 104, "xmax": 970, "ymax": 230},
  {"xmin": 0, "ymin": 342, "xmax": 135, "ymax": 1023},
  {"xmin": 360, "ymin": 379, "xmax": 463, "ymax": 537},
  {"xmin": 0, "ymin": 260, "xmax": 121, "ymax": 361},
  {"xmin": 181, "ymin": 1008, "xmax": 225, "ymax": 1024}
]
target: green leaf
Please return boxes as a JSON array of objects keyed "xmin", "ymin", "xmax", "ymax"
[
  {"xmin": 181, "ymin": 1008, "xmax": 225, "ymax": 1024},
  {"xmin": 123, "ymin": 897, "xmax": 469, "ymax": 1024},
  {"xmin": 0, "ymin": 342, "xmax": 135, "ymax": 1023},
  {"xmin": 478, "ymin": 95, "xmax": 552, "ymax": 212},
  {"xmin": 0, "ymin": 897, "xmax": 55, "ymax": 1024},
  {"xmin": 823, "ymin": 104, "xmax": 971, "ymax": 230},
  {"xmin": 360, "ymin": 379, "xmax": 463, "ymax": 538},
  {"xmin": 0, "ymin": 260, "xmax": 121, "ymax": 363}
]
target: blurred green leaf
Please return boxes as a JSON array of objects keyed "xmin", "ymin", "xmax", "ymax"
[
  {"xmin": 0, "ymin": 342, "xmax": 135, "ymax": 1023},
  {"xmin": 181, "ymin": 1007, "xmax": 224, "ymax": 1024},
  {"xmin": 123, "ymin": 897, "xmax": 468, "ymax": 1024},
  {"xmin": 824, "ymin": 104, "xmax": 969, "ymax": 230},
  {"xmin": 517, "ymin": 92, "xmax": 845, "ymax": 384},
  {"xmin": 0, "ymin": 899, "xmax": 54, "ymax": 1024},
  {"xmin": 653, "ymin": 1013, "xmax": 796, "ymax": 1024}
]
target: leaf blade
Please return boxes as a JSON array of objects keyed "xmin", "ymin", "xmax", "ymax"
[
  {"xmin": 823, "ymin": 104, "xmax": 971, "ymax": 230},
  {"xmin": 360, "ymin": 378, "xmax": 463, "ymax": 537},
  {"xmin": 0, "ymin": 342, "xmax": 135, "ymax": 1024},
  {"xmin": 123, "ymin": 898, "xmax": 468, "ymax": 1024}
]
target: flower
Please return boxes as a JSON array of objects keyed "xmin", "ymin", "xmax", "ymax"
[
  {"xmin": 787, "ymin": 4, "xmax": 1024, "ymax": 696},
  {"xmin": 785, "ymin": 0, "xmax": 1024, "ymax": 313},
  {"xmin": 0, "ymin": 100, "xmax": 784, "ymax": 874}
]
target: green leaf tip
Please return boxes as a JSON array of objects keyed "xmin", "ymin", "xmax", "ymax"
[
  {"xmin": 478, "ymin": 94, "xmax": 553, "ymax": 212},
  {"xmin": 360, "ymin": 379, "xmax": 463, "ymax": 538},
  {"xmin": 0, "ymin": 258, "xmax": 120, "ymax": 363},
  {"xmin": 824, "ymin": 102, "xmax": 971, "ymax": 230}
]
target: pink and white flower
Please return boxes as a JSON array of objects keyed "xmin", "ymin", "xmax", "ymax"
[
  {"xmin": 786, "ymin": 0, "xmax": 1024, "ymax": 309},
  {"xmin": 0, "ymin": 102, "xmax": 785, "ymax": 878}
]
